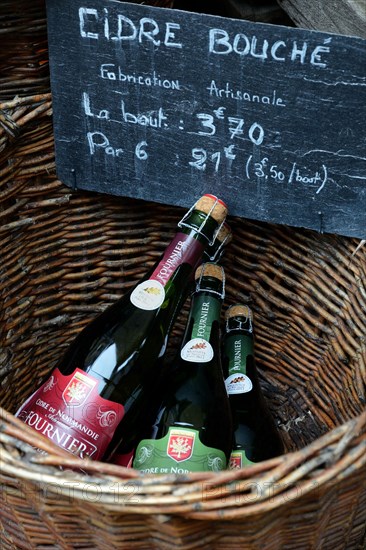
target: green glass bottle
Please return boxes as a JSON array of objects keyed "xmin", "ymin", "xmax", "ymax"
[
  {"xmin": 222, "ymin": 304, "xmax": 284, "ymax": 469},
  {"xmin": 132, "ymin": 263, "xmax": 233, "ymax": 474},
  {"xmin": 15, "ymin": 195, "xmax": 228, "ymax": 461}
]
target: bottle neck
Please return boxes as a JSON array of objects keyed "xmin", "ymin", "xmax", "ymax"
[
  {"xmin": 225, "ymin": 316, "xmax": 253, "ymax": 335},
  {"xmin": 223, "ymin": 322, "xmax": 255, "ymax": 395},
  {"xmin": 180, "ymin": 277, "xmax": 224, "ymax": 364},
  {"xmin": 147, "ymin": 209, "xmax": 223, "ymax": 291},
  {"xmin": 189, "ymin": 291, "xmax": 222, "ymax": 342},
  {"xmin": 178, "ymin": 204, "xmax": 223, "ymax": 246},
  {"xmin": 223, "ymin": 329, "xmax": 253, "ymax": 375}
]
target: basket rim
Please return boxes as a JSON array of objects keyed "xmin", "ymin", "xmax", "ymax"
[{"xmin": 1, "ymin": 406, "xmax": 365, "ymax": 519}]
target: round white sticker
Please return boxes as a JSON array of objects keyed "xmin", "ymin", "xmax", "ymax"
[
  {"xmin": 225, "ymin": 373, "xmax": 253, "ymax": 395},
  {"xmin": 130, "ymin": 280, "xmax": 165, "ymax": 311},
  {"xmin": 180, "ymin": 338, "xmax": 214, "ymax": 363}
]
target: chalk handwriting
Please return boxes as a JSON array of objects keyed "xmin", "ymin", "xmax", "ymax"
[
  {"xmin": 78, "ymin": 6, "xmax": 332, "ymax": 68},
  {"xmin": 207, "ymin": 80, "xmax": 286, "ymax": 106},
  {"xmin": 82, "ymin": 92, "xmax": 169, "ymax": 128},
  {"xmin": 100, "ymin": 64, "xmax": 181, "ymax": 90},
  {"xmin": 209, "ymin": 30, "xmax": 331, "ymax": 67},
  {"xmin": 79, "ymin": 8, "xmax": 182, "ymax": 48}
]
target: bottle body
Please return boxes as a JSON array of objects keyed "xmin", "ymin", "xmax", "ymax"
[
  {"xmin": 222, "ymin": 305, "xmax": 284, "ymax": 469},
  {"xmin": 133, "ymin": 263, "xmax": 233, "ymax": 474},
  {"xmin": 15, "ymin": 196, "xmax": 228, "ymax": 460}
]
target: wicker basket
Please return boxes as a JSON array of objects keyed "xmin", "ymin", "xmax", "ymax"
[{"xmin": 1, "ymin": 1, "xmax": 365, "ymax": 549}]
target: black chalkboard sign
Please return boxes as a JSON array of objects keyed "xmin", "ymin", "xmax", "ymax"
[{"xmin": 46, "ymin": 0, "xmax": 366, "ymax": 238}]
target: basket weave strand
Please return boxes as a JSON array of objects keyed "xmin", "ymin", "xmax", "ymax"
[{"xmin": 1, "ymin": 1, "xmax": 366, "ymax": 549}]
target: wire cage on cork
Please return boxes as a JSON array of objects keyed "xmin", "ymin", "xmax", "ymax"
[{"xmin": 0, "ymin": 1, "xmax": 365, "ymax": 549}]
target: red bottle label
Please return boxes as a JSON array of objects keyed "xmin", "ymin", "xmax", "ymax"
[
  {"xmin": 150, "ymin": 233, "xmax": 204, "ymax": 286},
  {"xmin": 16, "ymin": 368, "xmax": 124, "ymax": 460},
  {"xmin": 229, "ymin": 450, "xmax": 256, "ymax": 469},
  {"xmin": 130, "ymin": 233, "xmax": 205, "ymax": 311}
]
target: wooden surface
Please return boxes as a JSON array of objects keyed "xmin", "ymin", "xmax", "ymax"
[
  {"xmin": 225, "ymin": 0, "xmax": 294, "ymax": 24},
  {"xmin": 277, "ymin": 0, "xmax": 366, "ymax": 38}
]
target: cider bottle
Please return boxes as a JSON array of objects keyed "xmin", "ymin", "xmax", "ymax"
[
  {"xmin": 132, "ymin": 263, "xmax": 233, "ymax": 474},
  {"xmin": 15, "ymin": 195, "xmax": 228, "ymax": 461},
  {"xmin": 222, "ymin": 304, "xmax": 284, "ymax": 469}
]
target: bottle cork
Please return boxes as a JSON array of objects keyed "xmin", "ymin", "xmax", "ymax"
[
  {"xmin": 195, "ymin": 262, "xmax": 224, "ymax": 281},
  {"xmin": 194, "ymin": 194, "xmax": 227, "ymax": 224},
  {"xmin": 225, "ymin": 304, "xmax": 253, "ymax": 321},
  {"xmin": 216, "ymin": 222, "xmax": 232, "ymax": 245}
]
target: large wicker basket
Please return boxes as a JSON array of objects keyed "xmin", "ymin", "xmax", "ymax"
[{"xmin": 1, "ymin": 2, "xmax": 365, "ymax": 549}]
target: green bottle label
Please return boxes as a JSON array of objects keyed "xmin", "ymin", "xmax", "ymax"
[
  {"xmin": 224, "ymin": 333, "xmax": 253, "ymax": 395},
  {"xmin": 229, "ymin": 450, "xmax": 256, "ymax": 469},
  {"xmin": 133, "ymin": 427, "xmax": 227, "ymax": 473},
  {"xmin": 180, "ymin": 295, "xmax": 220, "ymax": 363}
]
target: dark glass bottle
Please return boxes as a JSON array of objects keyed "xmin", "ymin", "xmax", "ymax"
[
  {"xmin": 15, "ymin": 195, "xmax": 228, "ymax": 461},
  {"xmin": 222, "ymin": 304, "xmax": 284, "ymax": 469},
  {"xmin": 110, "ymin": 221, "xmax": 234, "ymax": 467},
  {"xmin": 203, "ymin": 222, "xmax": 232, "ymax": 262},
  {"xmin": 132, "ymin": 263, "xmax": 233, "ymax": 474}
]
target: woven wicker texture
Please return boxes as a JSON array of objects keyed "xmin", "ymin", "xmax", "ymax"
[{"xmin": 1, "ymin": 1, "xmax": 366, "ymax": 549}]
